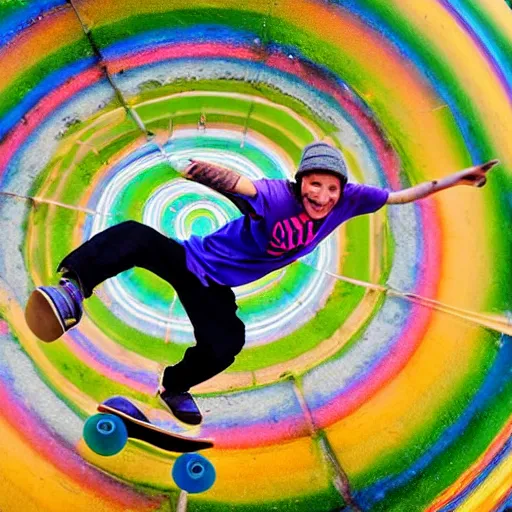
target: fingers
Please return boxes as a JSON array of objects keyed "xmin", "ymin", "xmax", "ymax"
[
  {"xmin": 166, "ymin": 155, "xmax": 192, "ymax": 173},
  {"xmin": 184, "ymin": 161, "xmax": 201, "ymax": 178},
  {"xmin": 480, "ymin": 159, "xmax": 500, "ymax": 172},
  {"xmin": 463, "ymin": 173, "xmax": 488, "ymax": 187}
]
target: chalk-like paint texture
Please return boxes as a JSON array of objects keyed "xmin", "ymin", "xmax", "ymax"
[{"xmin": 0, "ymin": 0, "xmax": 511, "ymax": 511}]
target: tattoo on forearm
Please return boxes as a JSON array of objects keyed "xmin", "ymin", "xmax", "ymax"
[{"xmin": 186, "ymin": 161, "xmax": 241, "ymax": 192}]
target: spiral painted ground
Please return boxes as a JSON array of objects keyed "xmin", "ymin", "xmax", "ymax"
[{"xmin": 0, "ymin": 1, "xmax": 511, "ymax": 511}]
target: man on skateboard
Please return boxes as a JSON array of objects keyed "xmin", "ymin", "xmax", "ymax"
[{"xmin": 25, "ymin": 141, "xmax": 498, "ymax": 426}]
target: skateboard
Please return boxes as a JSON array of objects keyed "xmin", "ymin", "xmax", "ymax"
[
  {"xmin": 24, "ymin": 288, "xmax": 66, "ymax": 342},
  {"xmin": 83, "ymin": 396, "xmax": 216, "ymax": 493},
  {"xmin": 84, "ymin": 396, "xmax": 213, "ymax": 454}
]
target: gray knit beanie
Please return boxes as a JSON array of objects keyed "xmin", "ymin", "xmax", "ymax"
[{"xmin": 296, "ymin": 142, "xmax": 348, "ymax": 184}]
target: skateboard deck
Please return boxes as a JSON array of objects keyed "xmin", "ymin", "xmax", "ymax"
[
  {"xmin": 97, "ymin": 397, "xmax": 213, "ymax": 453},
  {"xmin": 25, "ymin": 288, "xmax": 65, "ymax": 342}
]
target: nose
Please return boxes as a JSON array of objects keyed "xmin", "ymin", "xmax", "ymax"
[{"xmin": 317, "ymin": 188, "xmax": 330, "ymax": 204}]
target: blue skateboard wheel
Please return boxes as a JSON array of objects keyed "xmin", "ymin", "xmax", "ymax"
[
  {"xmin": 172, "ymin": 453, "xmax": 216, "ymax": 493},
  {"xmin": 83, "ymin": 413, "xmax": 128, "ymax": 456}
]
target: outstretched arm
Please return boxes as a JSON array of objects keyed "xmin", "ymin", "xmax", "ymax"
[
  {"xmin": 182, "ymin": 160, "xmax": 257, "ymax": 197},
  {"xmin": 386, "ymin": 160, "xmax": 499, "ymax": 204}
]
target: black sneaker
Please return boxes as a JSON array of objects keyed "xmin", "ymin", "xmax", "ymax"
[{"xmin": 158, "ymin": 389, "xmax": 203, "ymax": 426}]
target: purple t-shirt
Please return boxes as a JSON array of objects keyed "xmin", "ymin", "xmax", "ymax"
[{"xmin": 182, "ymin": 180, "xmax": 389, "ymax": 287}]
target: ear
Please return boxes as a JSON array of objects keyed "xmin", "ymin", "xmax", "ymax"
[{"xmin": 292, "ymin": 179, "xmax": 303, "ymax": 201}]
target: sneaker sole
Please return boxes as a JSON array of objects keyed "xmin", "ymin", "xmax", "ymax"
[{"xmin": 25, "ymin": 289, "xmax": 65, "ymax": 342}]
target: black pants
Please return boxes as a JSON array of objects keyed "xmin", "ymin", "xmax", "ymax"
[{"xmin": 58, "ymin": 220, "xmax": 246, "ymax": 392}]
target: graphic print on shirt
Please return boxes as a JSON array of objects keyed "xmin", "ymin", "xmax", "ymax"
[{"xmin": 267, "ymin": 212, "xmax": 322, "ymax": 256}]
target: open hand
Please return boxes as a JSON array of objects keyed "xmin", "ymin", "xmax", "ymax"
[
  {"xmin": 165, "ymin": 154, "xmax": 192, "ymax": 174},
  {"xmin": 457, "ymin": 159, "xmax": 499, "ymax": 188}
]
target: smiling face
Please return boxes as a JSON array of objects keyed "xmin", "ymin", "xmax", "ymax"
[{"xmin": 300, "ymin": 172, "xmax": 342, "ymax": 220}]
